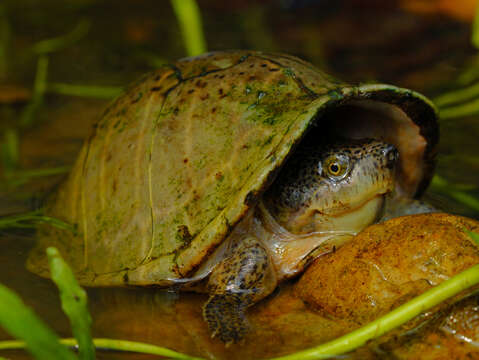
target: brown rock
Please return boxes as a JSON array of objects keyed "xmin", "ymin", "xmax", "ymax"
[{"xmin": 296, "ymin": 213, "xmax": 479, "ymax": 325}]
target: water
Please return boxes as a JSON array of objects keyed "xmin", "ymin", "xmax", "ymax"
[{"xmin": 1, "ymin": 1, "xmax": 479, "ymax": 359}]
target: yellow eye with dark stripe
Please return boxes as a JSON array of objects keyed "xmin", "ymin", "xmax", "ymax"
[{"xmin": 323, "ymin": 155, "xmax": 350, "ymax": 180}]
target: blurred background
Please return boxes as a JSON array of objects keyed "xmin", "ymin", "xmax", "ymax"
[
  {"xmin": 1, "ymin": 1, "xmax": 479, "ymax": 358},
  {"xmin": 1, "ymin": 0, "xmax": 479, "ymax": 219}
]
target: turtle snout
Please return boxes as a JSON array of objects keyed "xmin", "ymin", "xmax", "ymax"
[{"xmin": 384, "ymin": 144, "xmax": 399, "ymax": 169}]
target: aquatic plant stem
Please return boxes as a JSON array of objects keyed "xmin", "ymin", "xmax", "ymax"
[
  {"xmin": 430, "ymin": 175, "xmax": 479, "ymax": 212},
  {"xmin": 47, "ymin": 83, "xmax": 123, "ymax": 99},
  {"xmin": 472, "ymin": 0, "xmax": 479, "ymax": 49},
  {"xmin": 0, "ymin": 338, "xmax": 204, "ymax": 360},
  {"xmin": 32, "ymin": 20, "xmax": 90, "ymax": 55},
  {"xmin": 170, "ymin": 0, "xmax": 207, "ymax": 56},
  {"xmin": 0, "ymin": 210, "xmax": 75, "ymax": 232},
  {"xmin": 48, "ymin": 248, "xmax": 95, "ymax": 360},
  {"xmin": 0, "ymin": 285, "xmax": 77, "ymax": 360},
  {"xmin": 20, "ymin": 55, "xmax": 49, "ymax": 127},
  {"xmin": 1, "ymin": 128, "xmax": 19, "ymax": 175},
  {"xmin": 270, "ymin": 263, "xmax": 479, "ymax": 360},
  {"xmin": 0, "ymin": 3, "xmax": 10, "ymax": 80}
]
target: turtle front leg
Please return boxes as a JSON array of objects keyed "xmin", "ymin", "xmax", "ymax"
[{"xmin": 203, "ymin": 235, "xmax": 277, "ymax": 345}]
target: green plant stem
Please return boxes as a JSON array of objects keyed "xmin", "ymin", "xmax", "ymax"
[
  {"xmin": 434, "ymin": 81, "xmax": 479, "ymax": 108},
  {"xmin": 170, "ymin": 0, "xmax": 207, "ymax": 56},
  {"xmin": 438, "ymin": 96, "xmax": 479, "ymax": 119},
  {"xmin": 3, "ymin": 165, "xmax": 70, "ymax": 188},
  {"xmin": 1, "ymin": 128, "xmax": 19, "ymax": 174},
  {"xmin": 32, "ymin": 20, "xmax": 90, "ymax": 55},
  {"xmin": 467, "ymin": 230, "xmax": 479, "ymax": 245},
  {"xmin": 270, "ymin": 263, "xmax": 479, "ymax": 360},
  {"xmin": 0, "ymin": 284, "xmax": 77, "ymax": 360},
  {"xmin": 47, "ymin": 248, "xmax": 95, "ymax": 360},
  {"xmin": 472, "ymin": 0, "xmax": 479, "ymax": 49},
  {"xmin": 430, "ymin": 175, "xmax": 479, "ymax": 212},
  {"xmin": 0, "ymin": 210, "xmax": 75, "ymax": 233},
  {"xmin": 10, "ymin": 166, "xmax": 70, "ymax": 178},
  {"xmin": 47, "ymin": 83, "xmax": 123, "ymax": 99},
  {"xmin": 20, "ymin": 55, "xmax": 49, "ymax": 127},
  {"xmin": 0, "ymin": 3, "xmax": 10, "ymax": 80},
  {"xmin": 0, "ymin": 338, "xmax": 204, "ymax": 360}
]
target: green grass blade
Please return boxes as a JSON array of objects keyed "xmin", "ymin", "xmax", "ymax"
[
  {"xmin": 0, "ymin": 284, "xmax": 77, "ymax": 360},
  {"xmin": 466, "ymin": 230, "xmax": 479, "ymax": 245},
  {"xmin": 0, "ymin": 338, "xmax": 205, "ymax": 360},
  {"xmin": 20, "ymin": 55, "xmax": 49, "ymax": 127},
  {"xmin": 47, "ymin": 248, "xmax": 95, "ymax": 360},
  {"xmin": 430, "ymin": 175, "xmax": 479, "ymax": 212},
  {"xmin": 269, "ymin": 263, "xmax": 479, "ymax": 359},
  {"xmin": 434, "ymin": 81, "xmax": 479, "ymax": 108},
  {"xmin": 472, "ymin": 1, "xmax": 479, "ymax": 49},
  {"xmin": 170, "ymin": 0, "xmax": 207, "ymax": 56},
  {"xmin": 32, "ymin": 20, "xmax": 90, "ymax": 55},
  {"xmin": 439, "ymin": 96, "xmax": 479, "ymax": 119},
  {"xmin": 47, "ymin": 83, "xmax": 123, "ymax": 99},
  {"xmin": 0, "ymin": 3, "xmax": 10, "ymax": 80},
  {"xmin": 0, "ymin": 210, "xmax": 76, "ymax": 233},
  {"xmin": 1, "ymin": 128, "xmax": 19, "ymax": 174}
]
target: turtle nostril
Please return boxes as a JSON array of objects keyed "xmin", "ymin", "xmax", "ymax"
[{"xmin": 384, "ymin": 145, "xmax": 399, "ymax": 169}]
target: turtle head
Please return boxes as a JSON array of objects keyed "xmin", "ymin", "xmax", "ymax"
[{"xmin": 263, "ymin": 138, "xmax": 398, "ymax": 235}]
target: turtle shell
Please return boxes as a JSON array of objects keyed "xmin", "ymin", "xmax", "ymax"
[{"xmin": 28, "ymin": 51, "xmax": 438, "ymax": 286}]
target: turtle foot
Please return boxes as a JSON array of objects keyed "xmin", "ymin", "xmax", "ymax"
[{"xmin": 203, "ymin": 293, "xmax": 248, "ymax": 345}]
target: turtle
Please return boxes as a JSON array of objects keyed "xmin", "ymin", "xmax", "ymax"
[{"xmin": 27, "ymin": 50, "xmax": 439, "ymax": 344}]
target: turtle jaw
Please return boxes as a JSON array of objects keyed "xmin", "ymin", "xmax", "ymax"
[{"xmin": 316, "ymin": 193, "xmax": 387, "ymax": 235}]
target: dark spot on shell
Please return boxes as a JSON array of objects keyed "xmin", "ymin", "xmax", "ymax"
[
  {"xmin": 183, "ymin": 158, "xmax": 189, "ymax": 163},
  {"xmin": 173, "ymin": 107, "xmax": 179, "ymax": 115},
  {"xmin": 219, "ymin": 74, "xmax": 225, "ymax": 79},
  {"xmin": 248, "ymin": 76, "xmax": 256, "ymax": 81},
  {"xmin": 211, "ymin": 107, "xmax": 217, "ymax": 114},
  {"xmin": 195, "ymin": 80, "xmax": 207, "ymax": 88},
  {"xmin": 177, "ymin": 225, "xmax": 193, "ymax": 244},
  {"xmin": 200, "ymin": 93, "xmax": 209, "ymax": 100},
  {"xmin": 249, "ymin": 64, "xmax": 255, "ymax": 68},
  {"xmin": 261, "ymin": 63, "xmax": 267, "ymax": 67},
  {"xmin": 112, "ymin": 179, "xmax": 117, "ymax": 192},
  {"xmin": 123, "ymin": 272, "xmax": 129, "ymax": 283},
  {"xmin": 244, "ymin": 191, "xmax": 258, "ymax": 206},
  {"xmin": 187, "ymin": 89, "xmax": 195, "ymax": 94},
  {"xmin": 154, "ymin": 74, "xmax": 162, "ymax": 81},
  {"xmin": 150, "ymin": 86, "xmax": 162, "ymax": 92},
  {"xmin": 218, "ymin": 88, "xmax": 224, "ymax": 95},
  {"xmin": 215, "ymin": 171, "xmax": 223, "ymax": 180},
  {"xmin": 269, "ymin": 68, "xmax": 279, "ymax": 72},
  {"xmin": 239, "ymin": 72, "xmax": 245, "ymax": 75},
  {"xmin": 131, "ymin": 92, "xmax": 143, "ymax": 104},
  {"xmin": 106, "ymin": 152, "xmax": 112, "ymax": 162}
]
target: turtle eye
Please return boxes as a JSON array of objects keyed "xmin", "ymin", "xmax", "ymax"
[{"xmin": 323, "ymin": 155, "xmax": 350, "ymax": 180}]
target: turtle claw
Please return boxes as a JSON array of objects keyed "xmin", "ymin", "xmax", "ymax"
[{"xmin": 203, "ymin": 293, "xmax": 248, "ymax": 345}]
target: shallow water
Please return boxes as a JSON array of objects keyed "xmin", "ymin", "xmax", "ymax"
[{"xmin": 1, "ymin": 1, "xmax": 479, "ymax": 359}]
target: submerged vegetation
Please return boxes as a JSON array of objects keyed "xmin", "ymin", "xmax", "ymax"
[{"xmin": 0, "ymin": 0, "xmax": 479, "ymax": 359}]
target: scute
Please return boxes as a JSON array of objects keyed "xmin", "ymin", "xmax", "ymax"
[{"xmin": 27, "ymin": 51, "xmax": 438, "ymax": 286}]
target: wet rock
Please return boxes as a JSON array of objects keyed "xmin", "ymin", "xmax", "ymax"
[{"xmin": 296, "ymin": 213, "xmax": 479, "ymax": 325}]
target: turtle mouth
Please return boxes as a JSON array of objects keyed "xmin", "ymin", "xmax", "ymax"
[{"xmin": 320, "ymin": 193, "xmax": 388, "ymax": 233}]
